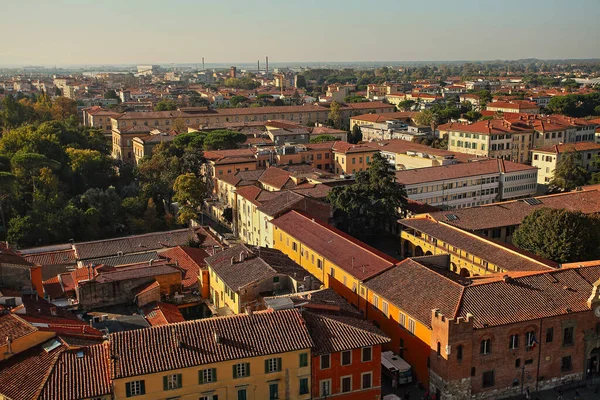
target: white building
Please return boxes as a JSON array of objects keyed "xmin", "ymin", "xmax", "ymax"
[{"xmin": 531, "ymin": 142, "xmax": 600, "ymax": 185}]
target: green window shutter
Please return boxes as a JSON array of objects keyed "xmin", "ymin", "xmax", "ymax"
[
  {"xmin": 246, "ymin": 362, "xmax": 250, "ymax": 376},
  {"xmin": 265, "ymin": 359, "xmax": 269, "ymax": 373},
  {"xmin": 199, "ymin": 370, "xmax": 204, "ymax": 384},
  {"xmin": 125, "ymin": 382, "xmax": 131, "ymax": 398},
  {"xmin": 277, "ymin": 357, "xmax": 282, "ymax": 371},
  {"xmin": 140, "ymin": 380, "xmax": 145, "ymax": 395},
  {"xmin": 233, "ymin": 364, "xmax": 238, "ymax": 379},
  {"xmin": 178, "ymin": 373, "xmax": 182, "ymax": 388},
  {"xmin": 214, "ymin": 396, "xmax": 219, "ymax": 400},
  {"xmin": 163, "ymin": 376, "xmax": 168, "ymax": 390},
  {"xmin": 212, "ymin": 368, "xmax": 217, "ymax": 382}
]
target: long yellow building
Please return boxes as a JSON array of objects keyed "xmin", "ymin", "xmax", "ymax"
[{"xmin": 110, "ymin": 309, "xmax": 313, "ymax": 400}]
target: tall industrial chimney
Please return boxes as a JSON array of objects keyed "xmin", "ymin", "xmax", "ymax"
[
  {"xmin": 257, "ymin": 60, "xmax": 260, "ymax": 74},
  {"xmin": 266, "ymin": 56, "xmax": 269, "ymax": 76}
]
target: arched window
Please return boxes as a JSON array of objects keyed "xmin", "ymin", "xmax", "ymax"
[
  {"xmin": 456, "ymin": 345, "xmax": 463, "ymax": 361},
  {"xmin": 525, "ymin": 331, "xmax": 536, "ymax": 348},
  {"xmin": 509, "ymin": 334, "xmax": 519, "ymax": 349},
  {"xmin": 436, "ymin": 342, "xmax": 441, "ymax": 356}
]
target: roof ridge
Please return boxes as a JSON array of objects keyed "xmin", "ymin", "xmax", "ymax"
[{"xmin": 34, "ymin": 341, "xmax": 66, "ymax": 400}]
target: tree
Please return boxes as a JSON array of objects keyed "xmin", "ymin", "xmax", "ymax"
[
  {"xmin": 203, "ymin": 130, "xmax": 247, "ymax": 150},
  {"xmin": 0, "ymin": 172, "xmax": 16, "ymax": 238},
  {"xmin": 229, "ymin": 95, "xmax": 248, "ymax": 107},
  {"xmin": 105, "ymin": 89, "xmax": 120, "ymax": 102},
  {"xmin": 223, "ymin": 77, "xmax": 260, "ymax": 90},
  {"xmin": 154, "ymin": 99, "xmax": 177, "ymax": 111},
  {"xmin": 172, "ymin": 118, "xmax": 187, "ymax": 133},
  {"xmin": 328, "ymin": 101, "xmax": 342, "ymax": 129},
  {"xmin": 464, "ymin": 111, "xmax": 482, "ymax": 122},
  {"xmin": 396, "ymin": 100, "xmax": 416, "ymax": 111},
  {"xmin": 66, "ymin": 148, "xmax": 114, "ymax": 191},
  {"xmin": 344, "ymin": 95, "xmax": 367, "ymax": 103},
  {"xmin": 173, "ymin": 173, "xmax": 208, "ymax": 224},
  {"xmin": 550, "ymin": 151, "xmax": 589, "ymax": 190},
  {"xmin": 310, "ymin": 135, "xmax": 337, "ymax": 143},
  {"xmin": 349, "ymin": 125, "xmax": 362, "ymax": 144},
  {"xmin": 50, "ymin": 97, "xmax": 77, "ymax": 120},
  {"xmin": 512, "ymin": 208, "xmax": 600, "ymax": 263},
  {"xmin": 295, "ymin": 75, "xmax": 307, "ymax": 89},
  {"xmin": 326, "ymin": 153, "xmax": 407, "ymax": 235}
]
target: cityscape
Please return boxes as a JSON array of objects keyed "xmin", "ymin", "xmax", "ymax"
[{"xmin": 1, "ymin": 1, "xmax": 600, "ymax": 400}]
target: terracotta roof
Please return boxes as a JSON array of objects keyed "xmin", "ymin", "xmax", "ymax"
[
  {"xmin": 303, "ymin": 311, "xmax": 390, "ymax": 355},
  {"xmin": 365, "ymin": 139, "xmax": 470, "ymax": 162},
  {"xmin": 444, "ymin": 119, "xmax": 534, "ymax": 135},
  {"xmin": 22, "ymin": 249, "xmax": 76, "ymax": 266},
  {"xmin": 534, "ymin": 142, "xmax": 600, "ymax": 154},
  {"xmin": 0, "ymin": 339, "xmax": 66, "ymax": 400},
  {"xmin": 0, "ymin": 243, "xmax": 33, "ymax": 266},
  {"xmin": 271, "ymin": 210, "xmax": 397, "ymax": 281},
  {"xmin": 133, "ymin": 280, "xmax": 160, "ymax": 297},
  {"xmin": 39, "ymin": 342, "xmax": 112, "ymax": 400},
  {"xmin": 110, "ymin": 309, "xmax": 313, "ymax": 378},
  {"xmin": 142, "ymin": 301, "xmax": 185, "ymax": 326},
  {"xmin": 350, "ymin": 111, "xmax": 419, "ymax": 123},
  {"xmin": 291, "ymin": 184, "xmax": 332, "ymax": 199},
  {"xmin": 486, "ymin": 100, "xmax": 539, "ymax": 110},
  {"xmin": 158, "ymin": 246, "xmax": 209, "ymax": 290},
  {"xmin": 43, "ymin": 276, "xmax": 64, "ymax": 299},
  {"xmin": 0, "ymin": 313, "xmax": 37, "ymax": 340},
  {"xmin": 92, "ymin": 261, "xmax": 181, "ymax": 284},
  {"xmin": 426, "ymin": 189, "xmax": 600, "ymax": 231},
  {"xmin": 399, "ymin": 218, "xmax": 556, "ymax": 272},
  {"xmin": 82, "ymin": 251, "xmax": 159, "ymax": 268},
  {"xmin": 258, "ymin": 167, "xmax": 294, "ymax": 190},
  {"xmin": 256, "ymin": 191, "xmax": 306, "ymax": 216},
  {"xmin": 332, "ymin": 141, "xmax": 378, "ymax": 154},
  {"xmin": 74, "ymin": 228, "xmax": 196, "ymax": 260},
  {"xmin": 365, "ymin": 258, "xmax": 464, "ymax": 328},
  {"xmin": 394, "ymin": 159, "xmax": 537, "ymax": 185}
]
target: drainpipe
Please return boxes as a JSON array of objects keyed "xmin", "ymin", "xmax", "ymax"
[{"xmin": 534, "ymin": 317, "xmax": 543, "ymax": 393}]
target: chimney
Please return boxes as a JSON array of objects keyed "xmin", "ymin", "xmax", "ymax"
[
  {"xmin": 149, "ymin": 259, "xmax": 154, "ymax": 267},
  {"xmin": 239, "ymin": 251, "xmax": 247, "ymax": 262},
  {"xmin": 50, "ymin": 307, "xmax": 57, "ymax": 316},
  {"xmin": 266, "ymin": 56, "xmax": 269, "ymax": 75},
  {"xmin": 246, "ymin": 307, "xmax": 253, "ymax": 316},
  {"xmin": 230, "ymin": 256, "xmax": 235, "ymax": 265},
  {"xmin": 5, "ymin": 336, "xmax": 13, "ymax": 355},
  {"xmin": 214, "ymin": 330, "xmax": 221, "ymax": 344},
  {"xmin": 502, "ymin": 275, "xmax": 511, "ymax": 283}
]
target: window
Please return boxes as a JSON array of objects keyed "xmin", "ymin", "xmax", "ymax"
[
  {"xmin": 163, "ymin": 374, "xmax": 182, "ymax": 390},
  {"xmin": 399, "ymin": 312, "xmax": 406, "ymax": 327},
  {"xmin": 437, "ymin": 342, "xmax": 441, "ymax": 356},
  {"xmin": 299, "ymin": 377, "xmax": 309, "ymax": 395},
  {"xmin": 482, "ymin": 370, "xmax": 495, "ymax": 388},
  {"xmin": 341, "ymin": 350, "xmax": 352, "ymax": 366},
  {"xmin": 561, "ymin": 356, "xmax": 572, "ymax": 372},
  {"xmin": 509, "ymin": 334, "xmax": 519, "ymax": 349},
  {"xmin": 341, "ymin": 376, "xmax": 352, "ymax": 393},
  {"xmin": 515, "ymin": 358, "xmax": 521, "ymax": 368},
  {"xmin": 480, "ymin": 339, "xmax": 491, "ymax": 355},
  {"xmin": 237, "ymin": 388, "xmax": 247, "ymax": 400},
  {"xmin": 457, "ymin": 345, "xmax": 463, "ymax": 361},
  {"xmin": 292, "ymin": 242, "xmax": 297, "ymax": 251},
  {"xmin": 546, "ymin": 328, "xmax": 554, "ymax": 343},
  {"xmin": 273, "ymin": 276, "xmax": 279, "ymax": 283},
  {"xmin": 126, "ymin": 380, "xmax": 145, "ymax": 397},
  {"xmin": 382, "ymin": 301, "xmax": 389, "ymax": 316},
  {"xmin": 233, "ymin": 362, "xmax": 250, "ymax": 378},
  {"xmin": 317, "ymin": 259, "xmax": 322, "ymax": 269},
  {"xmin": 265, "ymin": 357, "xmax": 282, "ymax": 373},
  {"xmin": 373, "ymin": 295, "xmax": 379, "ymax": 309},
  {"xmin": 563, "ymin": 327, "xmax": 574, "ymax": 346},
  {"xmin": 299, "ymin": 353, "xmax": 308, "ymax": 368},
  {"xmin": 408, "ymin": 319, "xmax": 416, "ymax": 335},
  {"xmin": 321, "ymin": 354, "xmax": 331, "ymax": 369},
  {"xmin": 362, "ymin": 347, "xmax": 372, "ymax": 362},
  {"xmin": 269, "ymin": 382, "xmax": 279, "ymax": 400},
  {"xmin": 330, "ymin": 267, "xmax": 335, "ymax": 278},
  {"xmin": 320, "ymin": 380, "xmax": 331, "ymax": 397},
  {"xmin": 362, "ymin": 372, "xmax": 373, "ymax": 389},
  {"xmin": 199, "ymin": 368, "xmax": 217, "ymax": 384},
  {"xmin": 525, "ymin": 331, "xmax": 535, "ymax": 348}
]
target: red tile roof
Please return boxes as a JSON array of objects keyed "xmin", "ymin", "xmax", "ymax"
[
  {"xmin": 22, "ymin": 249, "xmax": 76, "ymax": 266},
  {"xmin": 394, "ymin": 159, "xmax": 537, "ymax": 185},
  {"xmin": 0, "ymin": 243, "xmax": 33, "ymax": 267},
  {"xmin": 133, "ymin": 280, "xmax": 160, "ymax": 297},
  {"xmin": 142, "ymin": 302, "xmax": 185, "ymax": 326},
  {"xmin": 534, "ymin": 142, "xmax": 600, "ymax": 154},
  {"xmin": 0, "ymin": 313, "xmax": 37, "ymax": 340},
  {"xmin": 332, "ymin": 141, "xmax": 378, "ymax": 154},
  {"xmin": 258, "ymin": 167, "xmax": 295, "ymax": 190},
  {"xmin": 158, "ymin": 246, "xmax": 209, "ymax": 290},
  {"xmin": 110, "ymin": 309, "xmax": 313, "ymax": 378},
  {"xmin": 271, "ymin": 210, "xmax": 397, "ymax": 280}
]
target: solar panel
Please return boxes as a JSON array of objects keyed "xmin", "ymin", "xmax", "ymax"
[
  {"xmin": 522, "ymin": 198, "xmax": 542, "ymax": 206},
  {"xmin": 445, "ymin": 214, "xmax": 459, "ymax": 221}
]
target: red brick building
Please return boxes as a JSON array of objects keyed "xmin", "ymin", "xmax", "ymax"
[{"xmin": 303, "ymin": 311, "xmax": 390, "ymax": 400}]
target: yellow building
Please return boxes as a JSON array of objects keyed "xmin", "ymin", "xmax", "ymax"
[
  {"xmin": 271, "ymin": 210, "xmax": 396, "ymax": 311},
  {"xmin": 110, "ymin": 309, "xmax": 313, "ymax": 400},
  {"xmin": 0, "ymin": 313, "xmax": 56, "ymax": 361},
  {"xmin": 398, "ymin": 217, "xmax": 556, "ymax": 277},
  {"xmin": 331, "ymin": 142, "xmax": 378, "ymax": 175}
]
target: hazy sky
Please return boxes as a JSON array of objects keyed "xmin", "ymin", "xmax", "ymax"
[{"xmin": 1, "ymin": 0, "xmax": 599, "ymax": 66}]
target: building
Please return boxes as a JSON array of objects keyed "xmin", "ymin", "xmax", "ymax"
[
  {"xmin": 110, "ymin": 309, "xmax": 314, "ymax": 400},
  {"xmin": 531, "ymin": 142, "xmax": 600, "ymax": 185},
  {"xmin": 364, "ymin": 257, "xmax": 600, "ymax": 399},
  {"xmin": 81, "ymin": 106, "xmax": 122, "ymax": 138},
  {"xmin": 332, "ymin": 142, "xmax": 379, "ymax": 175},
  {"xmin": 0, "ymin": 242, "xmax": 43, "ymax": 296},
  {"xmin": 394, "ymin": 159, "xmax": 538, "ymax": 209},
  {"xmin": 398, "ymin": 217, "xmax": 557, "ymax": 277},
  {"xmin": 423, "ymin": 188, "xmax": 600, "ymax": 244},
  {"xmin": 136, "ymin": 65, "xmax": 161, "ymax": 76},
  {"xmin": 444, "ymin": 119, "xmax": 535, "ymax": 163},
  {"xmin": 206, "ymin": 244, "xmax": 318, "ymax": 314},
  {"xmin": 132, "ymin": 129, "xmax": 179, "ymax": 164},
  {"xmin": 271, "ymin": 210, "xmax": 397, "ymax": 310},
  {"xmin": 485, "ymin": 100, "xmax": 540, "ymax": 114},
  {"xmin": 365, "ymin": 140, "xmax": 468, "ymax": 170}
]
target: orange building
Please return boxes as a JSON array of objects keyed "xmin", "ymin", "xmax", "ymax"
[{"xmin": 332, "ymin": 141, "xmax": 379, "ymax": 175}]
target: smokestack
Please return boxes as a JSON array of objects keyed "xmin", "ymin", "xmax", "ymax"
[
  {"xmin": 258, "ymin": 60, "xmax": 260, "ymax": 74},
  {"xmin": 266, "ymin": 56, "xmax": 269, "ymax": 76}
]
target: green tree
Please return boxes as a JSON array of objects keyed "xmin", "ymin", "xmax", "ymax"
[
  {"xmin": 203, "ymin": 130, "xmax": 247, "ymax": 150},
  {"xmin": 310, "ymin": 135, "xmax": 337, "ymax": 143},
  {"xmin": 50, "ymin": 97, "xmax": 77, "ymax": 120},
  {"xmin": 230, "ymin": 95, "xmax": 248, "ymax": 107},
  {"xmin": 0, "ymin": 172, "xmax": 16, "ymax": 238},
  {"xmin": 512, "ymin": 208, "xmax": 600, "ymax": 263},
  {"xmin": 349, "ymin": 125, "xmax": 362, "ymax": 144},
  {"xmin": 154, "ymin": 99, "xmax": 177, "ymax": 111},
  {"xmin": 343, "ymin": 95, "xmax": 367, "ymax": 103},
  {"xmin": 328, "ymin": 101, "xmax": 342, "ymax": 129},
  {"xmin": 223, "ymin": 77, "xmax": 260, "ymax": 90},
  {"xmin": 326, "ymin": 153, "xmax": 407, "ymax": 235},
  {"xmin": 396, "ymin": 100, "xmax": 416, "ymax": 111},
  {"xmin": 173, "ymin": 173, "xmax": 208, "ymax": 224},
  {"xmin": 464, "ymin": 111, "xmax": 482, "ymax": 122},
  {"xmin": 549, "ymin": 151, "xmax": 589, "ymax": 190},
  {"xmin": 66, "ymin": 148, "xmax": 114, "ymax": 191},
  {"xmin": 104, "ymin": 89, "xmax": 120, "ymax": 102}
]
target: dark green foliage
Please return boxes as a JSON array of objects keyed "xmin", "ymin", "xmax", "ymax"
[
  {"xmin": 349, "ymin": 125, "xmax": 362, "ymax": 144},
  {"xmin": 310, "ymin": 135, "xmax": 337, "ymax": 143},
  {"xmin": 327, "ymin": 153, "xmax": 407, "ymax": 235},
  {"xmin": 549, "ymin": 151, "xmax": 590, "ymax": 190},
  {"xmin": 154, "ymin": 99, "xmax": 177, "ymax": 111},
  {"xmin": 512, "ymin": 208, "xmax": 600, "ymax": 263},
  {"xmin": 203, "ymin": 130, "xmax": 247, "ymax": 150},
  {"xmin": 223, "ymin": 77, "xmax": 260, "ymax": 90},
  {"xmin": 547, "ymin": 93, "xmax": 600, "ymax": 117}
]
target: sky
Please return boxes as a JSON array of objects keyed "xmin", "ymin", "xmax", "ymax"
[{"xmin": 1, "ymin": 0, "xmax": 599, "ymax": 66}]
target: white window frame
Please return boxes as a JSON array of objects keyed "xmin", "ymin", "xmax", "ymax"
[
  {"xmin": 399, "ymin": 312, "xmax": 406, "ymax": 327},
  {"xmin": 362, "ymin": 346, "xmax": 373, "ymax": 362},
  {"xmin": 129, "ymin": 380, "xmax": 143, "ymax": 396},
  {"xmin": 200, "ymin": 368, "xmax": 215, "ymax": 383},
  {"xmin": 382, "ymin": 301, "xmax": 389, "ymax": 316},
  {"xmin": 341, "ymin": 375, "xmax": 352, "ymax": 393},
  {"xmin": 165, "ymin": 374, "xmax": 181, "ymax": 390},
  {"xmin": 373, "ymin": 295, "xmax": 379, "ymax": 310},
  {"xmin": 408, "ymin": 318, "xmax": 416, "ymax": 334},
  {"xmin": 235, "ymin": 363, "xmax": 248, "ymax": 378},
  {"xmin": 266, "ymin": 357, "xmax": 280, "ymax": 373},
  {"xmin": 361, "ymin": 371, "xmax": 373, "ymax": 389},
  {"xmin": 341, "ymin": 350, "xmax": 352, "ymax": 366},
  {"xmin": 320, "ymin": 379, "xmax": 332, "ymax": 397}
]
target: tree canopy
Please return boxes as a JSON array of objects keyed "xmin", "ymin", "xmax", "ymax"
[
  {"xmin": 223, "ymin": 77, "xmax": 260, "ymax": 90},
  {"xmin": 154, "ymin": 99, "xmax": 177, "ymax": 111},
  {"xmin": 326, "ymin": 153, "xmax": 407, "ymax": 236},
  {"xmin": 512, "ymin": 208, "xmax": 600, "ymax": 263},
  {"xmin": 549, "ymin": 151, "xmax": 589, "ymax": 190},
  {"xmin": 328, "ymin": 101, "xmax": 342, "ymax": 129},
  {"xmin": 310, "ymin": 135, "xmax": 337, "ymax": 143}
]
